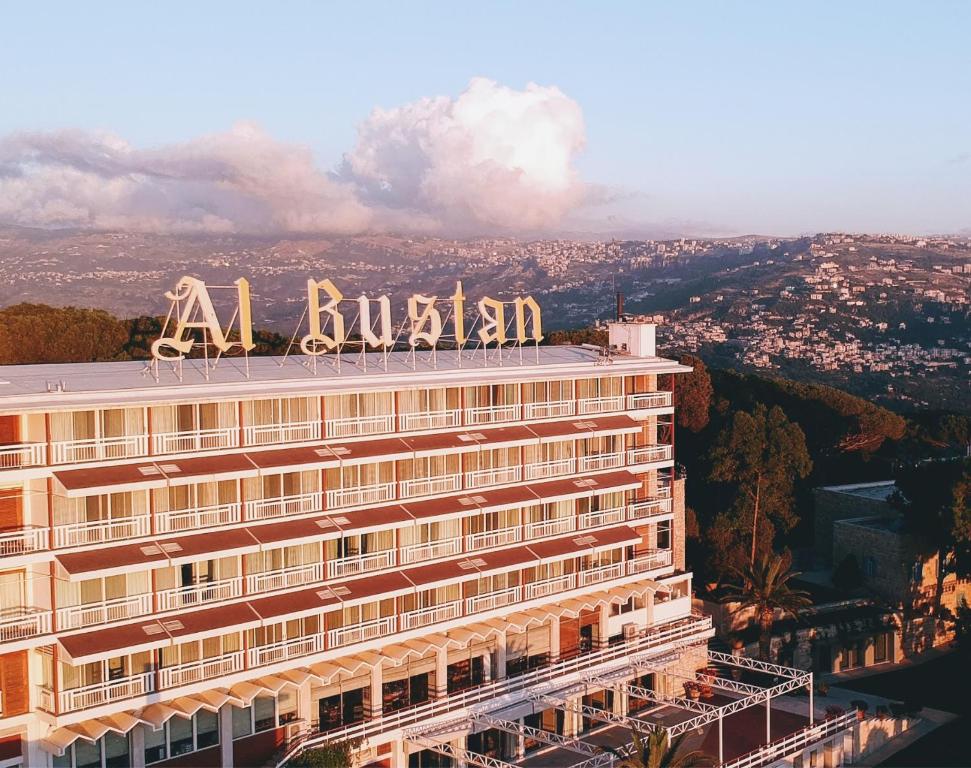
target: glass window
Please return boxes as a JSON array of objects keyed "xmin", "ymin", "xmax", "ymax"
[
  {"xmin": 254, "ymin": 696, "xmax": 276, "ymax": 732},
  {"xmin": 874, "ymin": 633, "xmax": 888, "ymax": 663},
  {"xmin": 232, "ymin": 705, "xmax": 253, "ymax": 739},
  {"xmin": 144, "ymin": 725, "xmax": 167, "ymax": 764},
  {"xmin": 168, "ymin": 715, "xmax": 194, "ymax": 756},
  {"xmin": 103, "ymin": 732, "xmax": 130, "ymax": 768},
  {"xmin": 196, "ymin": 709, "xmax": 220, "ymax": 749},
  {"xmin": 278, "ymin": 689, "xmax": 299, "ymax": 724}
]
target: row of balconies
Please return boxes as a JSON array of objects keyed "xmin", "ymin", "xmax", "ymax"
[
  {"xmin": 38, "ymin": 550, "xmax": 677, "ymax": 715},
  {"xmin": 0, "ymin": 392, "xmax": 672, "ymax": 470}
]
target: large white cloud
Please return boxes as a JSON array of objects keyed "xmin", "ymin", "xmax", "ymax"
[{"xmin": 0, "ymin": 78, "xmax": 589, "ymax": 235}]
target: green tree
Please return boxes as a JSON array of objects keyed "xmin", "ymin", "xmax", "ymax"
[
  {"xmin": 603, "ymin": 727, "xmax": 711, "ymax": 768},
  {"xmin": 709, "ymin": 404, "xmax": 812, "ymax": 566},
  {"xmin": 285, "ymin": 740, "xmax": 356, "ymax": 767},
  {"xmin": 675, "ymin": 355, "xmax": 713, "ymax": 433},
  {"xmin": 726, "ymin": 552, "xmax": 812, "ymax": 661},
  {"xmin": 0, "ymin": 303, "xmax": 129, "ymax": 364}
]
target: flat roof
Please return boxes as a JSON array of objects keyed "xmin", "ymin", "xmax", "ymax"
[
  {"xmin": 817, "ymin": 480, "xmax": 896, "ymax": 502},
  {"xmin": 0, "ymin": 346, "xmax": 690, "ymax": 413}
]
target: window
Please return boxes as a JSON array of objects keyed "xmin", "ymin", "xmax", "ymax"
[
  {"xmin": 231, "ymin": 697, "xmax": 282, "ymax": 740},
  {"xmin": 232, "ymin": 705, "xmax": 253, "ymax": 739},
  {"xmin": 143, "ymin": 712, "xmax": 221, "ymax": 764},
  {"xmin": 54, "ymin": 734, "xmax": 130, "ymax": 768},
  {"xmin": 874, "ymin": 632, "xmax": 888, "ymax": 663},
  {"xmin": 656, "ymin": 520, "xmax": 672, "ymax": 550}
]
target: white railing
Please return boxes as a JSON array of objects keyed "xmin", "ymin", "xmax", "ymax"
[
  {"xmin": 399, "ymin": 410, "xmax": 462, "ymax": 432},
  {"xmin": 0, "ymin": 442, "xmax": 46, "ymax": 469},
  {"xmin": 400, "ymin": 600, "xmax": 462, "ymax": 630},
  {"xmin": 525, "ymin": 516, "xmax": 576, "ymax": 539},
  {"xmin": 243, "ymin": 420, "xmax": 321, "ymax": 446},
  {"xmin": 158, "ymin": 651, "xmax": 244, "ymax": 689},
  {"xmin": 50, "ymin": 434, "xmax": 148, "ymax": 464},
  {"xmin": 325, "ymin": 414, "xmax": 394, "ymax": 439},
  {"xmin": 326, "ymin": 550, "xmax": 395, "ymax": 580},
  {"xmin": 326, "ymin": 483, "xmax": 394, "ymax": 510},
  {"xmin": 54, "ymin": 671, "xmax": 155, "ymax": 713},
  {"xmin": 579, "ymin": 506, "xmax": 626, "ymax": 529},
  {"xmin": 466, "ymin": 586, "xmax": 521, "ymax": 614},
  {"xmin": 246, "ymin": 562, "xmax": 325, "ymax": 594},
  {"xmin": 156, "ymin": 501, "xmax": 240, "ymax": 534},
  {"xmin": 628, "ymin": 549, "xmax": 673, "ymax": 574},
  {"xmin": 248, "ymin": 634, "xmax": 325, "ymax": 667},
  {"xmin": 56, "ymin": 593, "xmax": 153, "ymax": 630},
  {"xmin": 0, "ymin": 607, "xmax": 51, "ymax": 641},
  {"xmin": 627, "ymin": 392, "xmax": 673, "ymax": 410},
  {"xmin": 653, "ymin": 595, "xmax": 692, "ymax": 624},
  {"xmin": 465, "ymin": 527, "xmax": 522, "ymax": 551},
  {"xmin": 578, "ymin": 562, "xmax": 626, "ymax": 586},
  {"xmin": 656, "ymin": 481, "xmax": 673, "ymax": 499},
  {"xmin": 245, "ymin": 491, "xmax": 322, "ymax": 521},
  {"xmin": 720, "ymin": 712, "xmax": 858, "ymax": 768},
  {"xmin": 400, "ymin": 538, "xmax": 462, "ymax": 564},
  {"xmin": 626, "ymin": 444, "xmax": 673, "ymax": 465},
  {"xmin": 53, "ymin": 515, "xmax": 150, "ymax": 548},
  {"xmin": 0, "ymin": 527, "xmax": 48, "ymax": 557},
  {"xmin": 627, "ymin": 498, "xmax": 673, "ymax": 520},
  {"xmin": 464, "ymin": 465, "xmax": 522, "ymax": 489},
  {"xmin": 524, "ymin": 457, "xmax": 576, "ymax": 480},
  {"xmin": 577, "ymin": 395, "xmax": 624, "ymax": 415},
  {"xmin": 156, "ymin": 577, "xmax": 242, "ymax": 612},
  {"xmin": 400, "ymin": 474, "xmax": 462, "ymax": 499},
  {"xmin": 523, "ymin": 400, "xmax": 576, "ymax": 420},
  {"xmin": 524, "ymin": 573, "xmax": 577, "ymax": 600},
  {"xmin": 327, "ymin": 616, "xmax": 396, "ymax": 649},
  {"xmin": 578, "ymin": 451, "xmax": 624, "ymax": 472},
  {"xmin": 464, "ymin": 404, "xmax": 521, "ymax": 426},
  {"xmin": 151, "ymin": 426, "xmax": 237, "ymax": 455}
]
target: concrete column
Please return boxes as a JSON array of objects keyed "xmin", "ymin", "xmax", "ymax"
[
  {"xmin": 864, "ymin": 642, "xmax": 875, "ymax": 667},
  {"xmin": 482, "ymin": 650, "xmax": 492, "ymax": 682},
  {"xmin": 26, "ymin": 718, "xmax": 50, "ymax": 768},
  {"xmin": 450, "ymin": 737, "xmax": 467, "ymax": 768},
  {"xmin": 219, "ymin": 703, "xmax": 234, "ymax": 768},
  {"xmin": 612, "ymin": 687, "xmax": 628, "ymax": 717},
  {"xmin": 494, "ymin": 632, "xmax": 507, "ymax": 680},
  {"xmin": 597, "ymin": 604, "xmax": 610, "ymax": 649},
  {"xmin": 563, "ymin": 697, "xmax": 579, "ymax": 737},
  {"xmin": 129, "ymin": 724, "xmax": 146, "ymax": 768},
  {"xmin": 549, "ymin": 620, "xmax": 560, "ymax": 664},
  {"xmin": 389, "ymin": 739, "xmax": 407, "ymax": 768},
  {"xmin": 369, "ymin": 663, "xmax": 384, "ymax": 719},
  {"xmin": 514, "ymin": 723, "xmax": 526, "ymax": 760},
  {"xmin": 297, "ymin": 679, "xmax": 313, "ymax": 725},
  {"xmin": 435, "ymin": 647, "xmax": 449, "ymax": 698},
  {"xmin": 645, "ymin": 589, "xmax": 655, "ymax": 629}
]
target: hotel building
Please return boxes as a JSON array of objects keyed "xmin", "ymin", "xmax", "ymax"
[{"xmin": 0, "ymin": 319, "xmax": 858, "ymax": 768}]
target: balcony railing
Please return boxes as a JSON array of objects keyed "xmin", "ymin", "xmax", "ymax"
[
  {"xmin": 579, "ymin": 506, "xmax": 626, "ymax": 529},
  {"xmin": 399, "ymin": 410, "xmax": 462, "ymax": 432},
  {"xmin": 0, "ymin": 442, "xmax": 46, "ymax": 469},
  {"xmin": 51, "ymin": 671, "xmax": 155, "ymax": 714},
  {"xmin": 400, "ymin": 537, "xmax": 462, "ymax": 564},
  {"xmin": 577, "ymin": 395, "xmax": 624, "ymax": 415},
  {"xmin": 326, "ymin": 483, "xmax": 394, "ymax": 510},
  {"xmin": 151, "ymin": 426, "xmax": 237, "ymax": 455},
  {"xmin": 465, "ymin": 585, "xmax": 521, "ymax": 614},
  {"xmin": 53, "ymin": 515, "xmax": 150, "ymax": 549},
  {"xmin": 464, "ymin": 404, "xmax": 520, "ymax": 426},
  {"xmin": 327, "ymin": 616, "xmax": 396, "ymax": 649},
  {"xmin": 523, "ymin": 400, "xmax": 576, "ymax": 420},
  {"xmin": 245, "ymin": 491, "xmax": 322, "ymax": 521},
  {"xmin": 0, "ymin": 526, "xmax": 49, "ymax": 557},
  {"xmin": 248, "ymin": 634, "xmax": 325, "ymax": 667},
  {"xmin": 243, "ymin": 421, "xmax": 321, "ymax": 446},
  {"xmin": 626, "ymin": 444, "xmax": 674, "ymax": 465},
  {"xmin": 0, "ymin": 607, "xmax": 52, "ymax": 641},
  {"xmin": 50, "ymin": 434, "xmax": 147, "ymax": 465},
  {"xmin": 155, "ymin": 501, "xmax": 241, "ymax": 534},
  {"xmin": 465, "ymin": 527, "xmax": 521, "ymax": 551},
  {"xmin": 577, "ymin": 451, "xmax": 624, "ymax": 472},
  {"xmin": 524, "ymin": 457, "xmax": 576, "ymax": 480},
  {"xmin": 325, "ymin": 414, "xmax": 394, "ymax": 439},
  {"xmin": 653, "ymin": 594, "xmax": 691, "ymax": 625},
  {"xmin": 627, "ymin": 498, "xmax": 673, "ymax": 520},
  {"xmin": 56, "ymin": 593, "xmax": 153, "ymax": 630},
  {"xmin": 400, "ymin": 600, "xmax": 462, "ymax": 630},
  {"xmin": 400, "ymin": 474, "xmax": 461, "ymax": 499},
  {"xmin": 326, "ymin": 550, "xmax": 395, "ymax": 580},
  {"xmin": 627, "ymin": 392, "xmax": 673, "ymax": 410},
  {"xmin": 156, "ymin": 577, "xmax": 243, "ymax": 612},
  {"xmin": 628, "ymin": 549, "xmax": 673, "ymax": 574},
  {"xmin": 464, "ymin": 465, "xmax": 522, "ymax": 489},
  {"xmin": 524, "ymin": 573, "xmax": 576, "ymax": 600},
  {"xmin": 525, "ymin": 516, "xmax": 576, "ymax": 540},
  {"xmin": 158, "ymin": 651, "xmax": 244, "ymax": 689},
  {"xmin": 246, "ymin": 562, "xmax": 325, "ymax": 594}
]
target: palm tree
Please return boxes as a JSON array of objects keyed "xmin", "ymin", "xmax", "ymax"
[
  {"xmin": 726, "ymin": 552, "xmax": 812, "ymax": 661},
  {"xmin": 603, "ymin": 727, "xmax": 711, "ymax": 768}
]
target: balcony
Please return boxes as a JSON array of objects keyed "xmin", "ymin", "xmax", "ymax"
[
  {"xmin": 400, "ymin": 537, "xmax": 461, "ymax": 565},
  {"xmin": 627, "ymin": 444, "xmax": 674, "ymax": 465},
  {"xmin": 0, "ymin": 607, "xmax": 52, "ymax": 641},
  {"xmin": 156, "ymin": 577, "xmax": 243, "ymax": 612},
  {"xmin": 400, "ymin": 474, "xmax": 461, "ymax": 499},
  {"xmin": 50, "ymin": 434, "xmax": 147, "ymax": 465},
  {"xmin": 399, "ymin": 410, "xmax": 461, "ymax": 432},
  {"xmin": 0, "ymin": 526, "xmax": 49, "ymax": 557},
  {"xmin": 49, "ymin": 671, "xmax": 155, "ymax": 714},
  {"xmin": 245, "ymin": 491, "xmax": 322, "ymax": 521},
  {"xmin": 653, "ymin": 595, "xmax": 692, "ymax": 624},
  {"xmin": 151, "ymin": 426, "xmax": 237, "ymax": 455},
  {"xmin": 627, "ymin": 498, "xmax": 673, "ymax": 520},
  {"xmin": 524, "ymin": 456, "xmax": 576, "ymax": 480},
  {"xmin": 524, "ymin": 573, "xmax": 576, "ymax": 600},
  {"xmin": 325, "ymin": 414, "xmax": 394, "ymax": 439},
  {"xmin": 325, "ymin": 482, "xmax": 394, "ymax": 510},
  {"xmin": 246, "ymin": 562, "xmax": 324, "ymax": 594},
  {"xmin": 247, "ymin": 634, "xmax": 324, "ymax": 667},
  {"xmin": 464, "ymin": 403, "xmax": 520, "ymax": 426},
  {"xmin": 579, "ymin": 506, "xmax": 626, "ymax": 529},
  {"xmin": 577, "ymin": 395, "xmax": 624, "ymax": 415},
  {"xmin": 326, "ymin": 550, "xmax": 395, "ymax": 580},
  {"xmin": 155, "ymin": 501, "xmax": 241, "ymax": 534},
  {"xmin": 400, "ymin": 600, "xmax": 462, "ymax": 630},
  {"xmin": 523, "ymin": 400, "xmax": 575, "ymax": 420},
  {"xmin": 628, "ymin": 549, "xmax": 673, "ymax": 574},
  {"xmin": 525, "ymin": 516, "xmax": 576, "ymax": 540},
  {"xmin": 578, "ymin": 451, "xmax": 624, "ymax": 472},
  {"xmin": 627, "ymin": 392, "xmax": 673, "ymax": 410},
  {"xmin": 0, "ymin": 442, "xmax": 46, "ymax": 470},
  {"xmin": 56, "ymin": 593, "xmax": 153, "ymax": 631},
  {"xmin": 578, "ymin": 561, "xmax": 626, "ymax": 586},
  {"xmin": 158, "ymin": 651, "xmax": 244, "ymax": 689},
  {"xmin": 465, "ymin": 585, "xmax": 521, "ymax": 614},
  {"xmin": 465, "ymin": 527, "xmax": 521, "ymax": 551},
  {"xmin": 464, "ymin": 465, "xmax": 521, "ymax": 489},
  {"xmin": 53, "ymin": 515, "xmax": 150, "ymax": 549},
  {"xmin": 327, "ymin": 616, "xmax": 396, "ymax": 648},
  {"xmin": 243, "ymin": 421, "xmax": 321, "ymax": 446}
]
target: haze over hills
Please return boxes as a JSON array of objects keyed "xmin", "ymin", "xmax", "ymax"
[{"xmin": 0, "ymin": 226, "xmax": 967, "ymax": 412}]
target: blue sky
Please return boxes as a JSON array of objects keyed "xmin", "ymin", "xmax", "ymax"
[{"xmin": 2, "ymin": 2, "xmax": 969, "ymax": 236}]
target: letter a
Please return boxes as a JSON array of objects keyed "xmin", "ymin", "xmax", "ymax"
[
  {"xmin": 152, "ymin": 276, "xmax": 238, "ymax": 361},
  {"xmin": 301, "ymin": 279, "xmax": 345, "ymax": 355}
]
